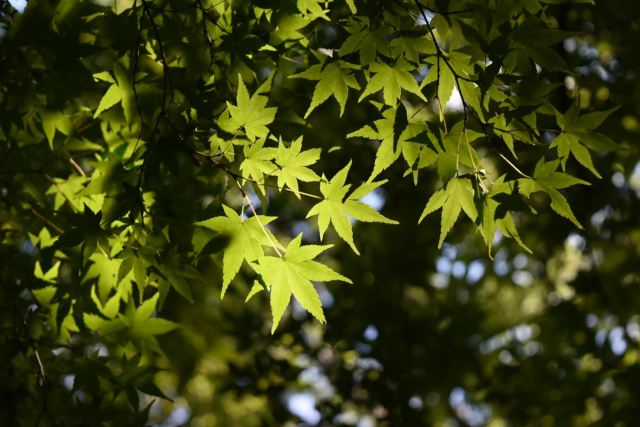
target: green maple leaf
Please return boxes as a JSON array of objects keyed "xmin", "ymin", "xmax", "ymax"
[
  {"xmin": 83, "ymin": 296, "xmax": 127, "ymax": 338},
  {"xmin": 338, "ymin": 21, "xmax": 391, "ymax": 65},
  {"xmin": 550, "ymin": 133, "xmax": 601, "ymax": 178},
  {"xmin": 128, "ymin": 294, "xmax": 179, "ymax": 337},
  {"xmin": 92, "ymin": 68, "xmax": 136, "ymax": 124},
  {"xmin": 53, "ymin": 302, "xmax": 80, "ymax": 342},
  {"xmin": 81, "ymin": 156, "xmax": 127, "ymax": 196},
  {"xmin": 45, "ymin": 176, "xmax": 86, "ymax": 211},
  {"xmin": 227, "ymin": 73, "xmax": 277, "ymax": 141},
  {"xmin": 348, "ymin": 102, "xmax": 424, "ymax": 179},
  {"xmin": 358, "ymin": 59, "xmax": 427, "ymax": 106},
  {"xmin": 488, "ymin": 114, "xmax": 518, "ymax": 158},
  {"xmin": 307, "ymin": 161, "xmax": 398, "ymax": 255},
  {"xmin": 90, "ymin": 284, "xmax": 122, "ymax": 320},
  {"xmin": 196, "ymin": 205, "xmax": 283, "ymax": 298},
  {"xmin": 117, "ymin": 250, "xmax": 149, "ymax": 303},
  {"xmin": 411, "ymin": 122, "xmax": 482, "ymax": 185},
  {"xmin": 476, "ymin": 175, "xmax": 531, "ymax": 257},
  {"xmin": 33, "ymin": 282, "xmax": 80, "ymax": 342},
  {"xmin": 297, "ymin": 0, "xmax": 329, "ymax": 21},
  {"xmin": 419, "ymin": 177, "xmax": 478, "ymax": 248},
  {"xmin": 526, "ymin": 43, "xmax": 566, "ymax": 71},
  {"xmin": 289, "ymin": 54, "xmax": 360, "ymax": 118},
  {"xmin": 34, "ymin": 261, "xmax": 61, "ymax": 284},
  {"xmin": 423, "ymin": 59, "xmax": 456, "ymax": 113},
  {"xmin": 348, "ymin": 103, "xmax": 405, "ymax": 178},
  {"xmin": 435, "ymin": 122, "xmax": 483, "ymax": 185},
  {"xmin": 390, "ymin": 31, "xmax": 436, "ymax": 65},
  {"xmin": 245, "ymin": 280, "xmax": 264, "ymax": 303},
  {"xmin": 345, "ymin": 0, "xmax": 357, "ymax": 13},
  {"xmin": 458, "ymin": 78, "xmax": 485, "ymax": 122},
  {"xmin": 518, "ymin": 157, "xmax": 590, "ymax": 229},
  {"xmin": 271, "ymin": 137, "xmax": 321, "ymax": 198},
  {"xmin": 84, "ymin": 293, "xmax": 179, "ymax": 355},
  {"xmin": 258, "ymin": 234, "xmax": 352, "ymax": 333},
  {"xmin": 510, "ymin": 17, "xmax": 579, "ymax": 71},
  {"xmin": 55, "ymin": 205, "xmax": 110, "ymax": 269},
  {"xmin": 38, "ymin": 105, "xmax": 73, "ymax": 149},
  {"xmin": 156, "ymin": 253, "xmax": 207, "ymax": 305},
  {"xmin": 94, "ymin": 83, "xmax": 123, "ymax": 118},
  {"xmin": 552, "ymin": 104, "xmax": 621, "ymax": 178},
  {"xmin": 29, "ymin": 227, "xmax": 58, "ymax": 250},
  {"xmin": 239, "ymin": 138, "xmax": 276, "ymax": 194}
]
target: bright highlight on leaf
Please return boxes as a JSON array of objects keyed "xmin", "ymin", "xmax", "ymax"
[
  {"xmin": 359, "ymin": 59, "xmax": 427, "ymax": 106},
  {"xmin": 227, "ymin": 74, "xmax": 277, "ymax": 141},
  {"xmin": 271, "ymin": 137, "xmax": 322, "ymax": 198},
  {"xmin": 258, "ymin": 234, "xmax": 352, "ymax": 333},
  {"xmin": 196, "ymin": 205, "xmax": 283, "ymax": 298},
  {"xmin": 290, "ymin": 54, "xmax": 361, "ymax": 118},
  {"xmin": 419, "ymin": 177, "xmax": 477, "ymax": 248},
  {"xmin": 307, "ymin": 161, "xmax": 398, "ymax": 255},
  {"xmin": 240, "ymin": 138, "xmax": 277, "ymax": 193},
  {"xmin": 476, "ymin": 175, "xmax": 531, "ymax": 257}
]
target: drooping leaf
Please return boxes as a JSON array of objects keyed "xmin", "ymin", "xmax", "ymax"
[
  {"xmin": 258, "ymin": 234, "xmax": 352, "ymax": 333},
  {"xmin": 519, "ymin": 158, "xmax": 590, "ymax": 229},
  {"xmin": 551, "ymin": 105, "xmax": 622, "ymax": 178},
  {"xmin": 419, "ymin": 177, "xmax": 478, "ymax": 248},
  {"xmin": 476, "ymin": 175, "xmax": 531, "ymax": 256},
  {"xmin": 196, "ymin": 205, "xmax": 283, "ymax": 297}
]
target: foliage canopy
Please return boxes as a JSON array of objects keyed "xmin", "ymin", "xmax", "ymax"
[{"xmin": 2, "ymin": 0, "xmax": 637, "ymax": 425}]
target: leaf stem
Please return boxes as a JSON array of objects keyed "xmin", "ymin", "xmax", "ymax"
[
  {"xmin": 234, "ymin": 180, "xmax": 283, "ymax": 258},
  {"xmin": 493, "ymin": 149, "xmax": 531, "ymax": 179}
]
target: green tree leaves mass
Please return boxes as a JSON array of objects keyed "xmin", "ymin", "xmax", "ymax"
[{"xmin": 3, "ymin": 0, "xmax": 637, "ymax": 425}]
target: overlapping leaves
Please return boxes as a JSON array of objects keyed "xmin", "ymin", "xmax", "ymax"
[
  {"xmin": 196, "ymin": 205, "xmax": 283, "ymax": 298},
  {"xmin": 0, "ymin": 1, "xmax": 622, "ymax": 421}
]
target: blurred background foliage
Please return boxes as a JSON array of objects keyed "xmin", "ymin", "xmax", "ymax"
[{"xmin": 1, "ymin": 0, "xmax": 640, "ymax": 426}]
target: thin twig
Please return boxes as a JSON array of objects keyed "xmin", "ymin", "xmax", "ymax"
[
  {"xmin": 493, "ymin": 148, "xmax": 531, "ymax": 179},
  {"xmin": 0, "ymin": 180, "xmax": 64, "ymax": 233},
  {"xmin": 414, "ymin": 0, "xmax": 533, "ymax": 180},
  {"xmin": 69, "ymin": 158, "xmax": 86, "ymax": 178}
]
